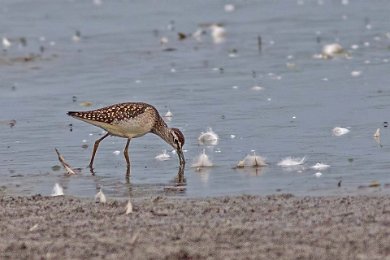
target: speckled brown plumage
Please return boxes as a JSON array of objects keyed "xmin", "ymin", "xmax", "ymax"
[{"xmin": 68, "ymin": 102, "xmax": 155, "ymax": 124}]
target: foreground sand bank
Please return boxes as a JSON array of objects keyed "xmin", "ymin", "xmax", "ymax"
[{"xmin": 1, "ymin": 194, "xmax": 389, "ymax": 259}]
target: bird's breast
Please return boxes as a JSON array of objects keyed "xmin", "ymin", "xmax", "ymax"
[
  {"xmin": 112, "ymin": 117, "xmax": 155, "ymax": 138},
  {"xmin": 76, "ymin": 115, "xmax": 155, "ymax": 139}
]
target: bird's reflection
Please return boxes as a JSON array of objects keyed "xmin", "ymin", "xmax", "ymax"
[
  {"xmin": 193, "ymin": 167, "xmax": 211, "ymax": 183},
  {"xmin": 125, "ymin": 165, "xmax": 186, "ymax": 186},
  {"xmin": 234, "ymin": 166, "xmax": 266, "ymax": 176},
  {"xmin": 125, "ymin": 166, "xmax": 130, "ymax": 183},
  {"xmin": 175, "ymin": 165, "xmax": 186, "ymax": 185},
  {"xmin": 89, "ymin": 165, "xmax": 186, "ymax": 197}
]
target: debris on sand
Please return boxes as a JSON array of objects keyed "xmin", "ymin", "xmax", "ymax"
[
  {"xmin": 54, "ymin": 148, "xmax": 76, "ymax": 175},
  {"xmin": 358, "ymin": 181, "xmax": 381, "ymax": 189},
  {"xmin": 125, "ymin": 199, "xmax": 133, "ymax": 214},
  {"xmin": 51, "ymin": 183, "xmax": 64, "ymax": 196},
  {"xmin": 95, "ymin": 188, "xmax": 107, "ymax": 203},
  {"xmin": 369, "ymin": 181, "xmax": 380, "ymax": 188},
  {"xmin": 29, "ymin": 224, "xmax": 39, "ymax": 232}
]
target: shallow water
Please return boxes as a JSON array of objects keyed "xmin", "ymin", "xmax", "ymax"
[{"xmin": 1, "ymin": 0, "xmax": 390, "ymax": 198}]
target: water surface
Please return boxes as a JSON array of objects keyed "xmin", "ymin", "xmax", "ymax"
[{"xmin": 1, "ymin": 0, "xmax": 390, "ymax": 198}]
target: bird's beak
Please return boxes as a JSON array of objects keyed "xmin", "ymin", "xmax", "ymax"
[{"xmin": 177, "ymin": 148, "xmax": 185, "ymax": 168}]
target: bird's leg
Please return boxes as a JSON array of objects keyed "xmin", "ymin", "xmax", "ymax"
[
  {"xmin": 89, "ymin": 133, "xmax": 109, "ymax": 171},
  {"xmin": 124, "ymin": 138, "xmax": 131, "ymax": 168},
  {"xmin": 125, "ymin": 167, "xmax": 131, "ymax": 183},
  {"xmin": 176, "ymin": 166, "xmax": 185, "ymax": 184}
]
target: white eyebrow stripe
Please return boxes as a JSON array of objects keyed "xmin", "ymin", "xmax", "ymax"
[
  {"xmin": 171, "ymin": 131, "xmax": 178, "ymax": 140},
  {"xmin": 171, "ymin": 131, "xmax": 182, "ymax": 148}
]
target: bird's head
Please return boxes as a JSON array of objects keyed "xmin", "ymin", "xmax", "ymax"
[{"xmin": 169, "ymin": 128, "xmax": 185, "ymax": 150}]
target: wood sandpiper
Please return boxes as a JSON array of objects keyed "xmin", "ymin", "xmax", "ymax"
[{"xmin": 67, "ymin": 102, "xmax": 185, "ymax": 173}]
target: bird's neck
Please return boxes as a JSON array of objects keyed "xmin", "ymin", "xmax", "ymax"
[{"xmin": 152, "ymin": 119, "xmax": 172, "ymax": 148}]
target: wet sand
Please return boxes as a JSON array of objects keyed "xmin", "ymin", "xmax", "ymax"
[{"xmin": 1, "ymin": 194, "xmax": 389, "ymax": 259}]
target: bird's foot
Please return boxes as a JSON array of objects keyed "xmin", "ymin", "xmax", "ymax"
[{"xmin": 88, "ymin": 164, "xmax": 95, "ymax": 175}]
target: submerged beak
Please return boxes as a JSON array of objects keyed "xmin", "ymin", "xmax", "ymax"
[{"xmin": 177, "ymin": 148, "xmax": 185, "ymax": 168}]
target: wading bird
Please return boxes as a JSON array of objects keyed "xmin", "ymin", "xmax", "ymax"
[{"xmin": 68, "ymin": 102, "xmax": 185, "ymax": 175}]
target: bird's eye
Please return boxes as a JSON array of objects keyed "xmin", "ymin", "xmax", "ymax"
[
  {"xmin": 173, "ymin": 138, "xmax": 181, "ymax": 148},
  {"xmin": 171, "ymin": 129, "xmax": 183, "ymax": 149}
]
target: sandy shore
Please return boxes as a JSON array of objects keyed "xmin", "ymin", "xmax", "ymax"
[{"xmin": 1, "ymin": 194, "xmax": 389, "ymax": 259}]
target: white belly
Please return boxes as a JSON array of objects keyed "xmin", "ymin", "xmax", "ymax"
[{"xmin": 79, "ymin": 117, "xmax": 155, "ymax": 139}]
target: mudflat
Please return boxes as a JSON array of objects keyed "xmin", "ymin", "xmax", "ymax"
[{"xmin": 0, "ymin": 194, "xmax": 389, "ymax": 259}]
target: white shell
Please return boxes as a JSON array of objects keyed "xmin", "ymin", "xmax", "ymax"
[
  {"xmin": 237, "ymin": 151, "xmax": 267, "ymax": 167},
  {"xmin": 95, "ymin": 189, "xmax": 107, "ymax": 203},
  {"xmin": 332, "ymin": 127, "xmax": 350, "ymax": 136},
  {"xmin": 224, "ymin": 4, "xmax": 235, "ymax": 12},
  {"xmin": 191, "ymin": 149, "xmax": 213, "ymax": 168},
  {"xmin": 164, "ymin": 110, "xmax": 173, "ymax": 117},
  {"xmin": 198, "ymin": 128, "xmax": 219, "ymax": 146},
  {"xmin": 155, "ymin": 150, "xmax": 171, "ymax": 161},
  {"xmin": 2, "ymin": 37, "xmax": 11, "ymax": 49},
  {"xmin": 251, "ymin": 85, "xmax": 264, "ymax": 91},
  {"xmin": 322, "ymin": 43, "xmax": 344, "ymax": 57},
  {"xmin": 351, "ymin": 71, "xmax": 362, "ymax": 77},
  {"xmin": 310, "ymin": 163, "xmax": 330, "ymax": 170},
  {"xmin": 210, "ymin": 24, "xmax": 226, "ymax": 44},
  {"xmin": 125, "ymin": 199, "xmax": 133, "ymax": 214},
  {"xmin": 373, "ymin": 128, "xmax": 380, "ymax": 138},
  {"xmin": 51, "ymin": 183, "xmax": 64, "ymax": 196},
  {"xmin": 277, "ymin": 156, "xmax": 306, "ymax": 167}
]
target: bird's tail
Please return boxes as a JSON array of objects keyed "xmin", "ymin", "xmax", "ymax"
[
  {"xmin": 67, "ymin": 111, "xmax": 78, "ymax": 116},
  {"xmin": 67, "ymin": 111, "xmax": 85, "ymax": 119}
]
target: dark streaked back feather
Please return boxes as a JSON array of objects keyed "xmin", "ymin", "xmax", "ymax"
[{"xmin": 67, "ymin": 102, "xmax": 154, "ymax": 124}]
